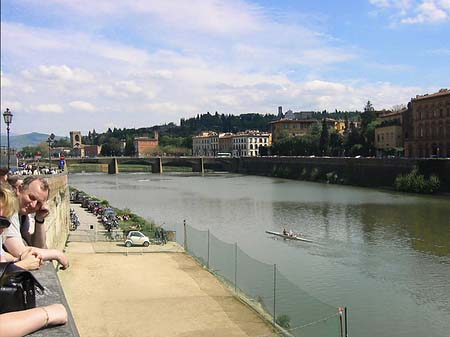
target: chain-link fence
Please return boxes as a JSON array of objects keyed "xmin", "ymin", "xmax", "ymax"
[{"xmin": 182, "ymin": 224, "xmax": 348, "ymax": 337}]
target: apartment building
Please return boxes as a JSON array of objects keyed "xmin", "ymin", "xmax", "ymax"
[
  {"xmin": 192, "ymin": 132, "xmax": 219, "ymax": 156},
  {"xmin": 374, "ymin": 111, "xmax": 403, "ymax": 155},
  {"xmin": 232, "ymin": 131, "xmax": 271, "ymax": 157},
  {"xmin": 192, "ymin": 131, "xmax": 271, "ymax": 157},
  {"xmin": 404, "ymin": 89, "xmax": 450, "ymax": 158}
]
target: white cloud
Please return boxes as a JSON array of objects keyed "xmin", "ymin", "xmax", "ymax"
[
  {"xmin": 69, "ymin": 101, "xmax": 96, "ymax": 112},
  {"xmin": 0, "ymin": 101, "xmax": 23, "ymax": 112},
  {"xmin": 115, "ymin": 81, "xmax": 143, "ymax": 94},
  {"xmin": 0, "ymin": 72, "xmax": 12, "ymax": 88},
  {"xmin": 37, "ymin": 0, "xmax": 264, "ymax": 35},
  {"xmin": 370, "ymin": 0, "xmax": 450, "ymax": 24},
  {"xmin": 401, "ymin": 1, "xmax": 449, "ymax": 23},
  {"xmin": 2, "ymin": 22, "xmax": 150, "ymax": 66},
  {"xmin": 38, "ymin": 65, "xmax": 95, "ymax": 83},
  {"xmin": 1, "ymin": 0, "xmax": 442, "ymax": 135},
  {"xmin": 34, "ymin": 104, "xmax": 64, "ymax": 114}
]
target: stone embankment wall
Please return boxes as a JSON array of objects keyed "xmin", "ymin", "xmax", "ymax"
[
  {"xmin": 235, "ymin": 157, "xmax": 450, "ymax": 192},
  {"xmin": 44, "ymin": 174, "xmax": 71, "ymax": 250}
]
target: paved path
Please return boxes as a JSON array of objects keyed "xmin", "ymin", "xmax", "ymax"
[{"xmin": 60, "ymin": 205, "xmax": 277, "ymax": 337}]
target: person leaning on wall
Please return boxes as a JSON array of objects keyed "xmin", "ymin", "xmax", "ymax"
[
  {"xmin": 0, "ymin": 183, "xmax": 68, "ymax": 337},
  {"xmin": 2, "ymin": 176, "xmax": 69, "ymax": 269}
]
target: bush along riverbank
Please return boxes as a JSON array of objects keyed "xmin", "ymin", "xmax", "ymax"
[
  {"xmin": 69, "ymin": 186, "xmax": 163, "ymax": 239},
  {"xmin": 269, "ymin": 164, "xmax": 442, "ymax": 194},
  {"xmin": 395, "ymin": 167, "xmax": 441, "ymax": 194}
]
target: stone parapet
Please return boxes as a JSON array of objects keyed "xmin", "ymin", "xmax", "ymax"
[{"xmin": 44, "ymin": 174, "xmax": 71, "ymax": 251}]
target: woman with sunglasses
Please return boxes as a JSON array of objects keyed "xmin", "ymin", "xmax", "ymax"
[
  {"xmin": 0, "ymin": 184, "xmax": 41, "ymax": 270},
  {"xmin": 0, "ymin": 183, "xmax": 67, "ymax": 337}
]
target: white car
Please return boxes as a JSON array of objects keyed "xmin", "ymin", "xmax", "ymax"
[{"xmin": 124, "ymin": 231, "xmax": 150, "ymax": 247}]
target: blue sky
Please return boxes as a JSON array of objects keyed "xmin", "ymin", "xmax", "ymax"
[{"xmin": 1, "ymin": 0, "xmax": 449, "ymax": 136}]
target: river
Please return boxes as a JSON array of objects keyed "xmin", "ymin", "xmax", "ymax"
[{"xmin": 69, "ymin": 172, "xmax": 450, "ymax": 337}]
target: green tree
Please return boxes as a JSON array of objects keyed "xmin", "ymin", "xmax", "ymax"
[
  {"xmin": 52, "ymin": 137, "xmax": 71, "ymax": 148},
  {"xmin": 364, "ymin": 100, "xmax": 374, "ymax": 112},
  {"xmin": 124, "ymin": 139, "xmax": 135, "ymax": 156},
  {"xmin": 330, "ymin": 131, "xmax": 343, "ymax": 156},
  {"xmin": 319, "ymin": 120, "xmax": 330, "ymax": 156}
]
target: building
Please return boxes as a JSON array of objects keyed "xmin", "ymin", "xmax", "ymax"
[
  {"xmin": 231, "ymin": 131, "xmax": 271, "ymax": 157},
  {"xmin": 192, "ymin": 130, "xmax": 271, "ymax": 157},
  {"xmin": 70, "ymin": 131, "xmax": 82, "ymax": 149},
  {"xmin": 83, "ymin": 145, "xmax": 102, "ymax": 158},
  {"xmin": 270, "ymin": 118, "xmax": 317, "ymax": 140},
  {"xmin": 374, "ymin": 111, "xmax": 403, "ymax": 155},
  {"xmin": 404, "ymin": 89, "xmax": 450, "ymax": 158},
  {"xmin": 218, "ymin": 133, "xmax": 233, "ymax": 154},
  {"xmin": 335, "ymin": 120, "xmax": 346, "ymax": 134},
  {"xmin": 270, "ymin": 118, "xmax": 337, "ymax": 141},
  {"xmin": 134, "ymin": 137, "xmax": 159, "ymax": 157},
  {"xmin": 192, "ymin": 132, "xmax": 219, "ymax": 156}
]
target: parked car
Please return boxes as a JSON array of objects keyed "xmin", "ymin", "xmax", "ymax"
[{"xmin": 124, "ymin": 231, "xmax": 150, "ymax": 247}]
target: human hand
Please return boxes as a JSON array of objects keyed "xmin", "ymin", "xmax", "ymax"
[
  {"xmin": 15, "ymin": 248, "xmax": 43, "ymax": 271},
  {"xmin": 45, "ymin": 304, "xmax": 68, "ymax": 326},
  {"xmin": 35, "ymin": 202, "xmax": 50, "ymax": 222}
]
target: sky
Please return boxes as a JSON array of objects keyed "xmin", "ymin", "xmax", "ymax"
[{"xmin": 1, "ymin": 0, "xmax": 449, "ymax": 136}]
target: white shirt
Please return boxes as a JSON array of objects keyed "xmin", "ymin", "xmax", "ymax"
[{"xmin": 2, "ymin": 212, "xmax": 21, "ymax": 239}]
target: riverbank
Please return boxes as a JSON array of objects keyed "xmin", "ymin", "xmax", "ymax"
[{"xmin": 59, "ymin": 202, "xmax": 277, "ymax": 337}]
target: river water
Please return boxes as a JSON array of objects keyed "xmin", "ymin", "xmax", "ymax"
[{"xmin": 69, "ymin": 172, "xmax": 450, "ymax": 337}]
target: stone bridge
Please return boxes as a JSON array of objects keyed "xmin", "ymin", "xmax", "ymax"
[{"xmin": 64, "ymin": 156, "xmax": 236, "ymax": 174}]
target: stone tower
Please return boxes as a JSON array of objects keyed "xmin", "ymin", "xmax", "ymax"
[{"xmin": 70, "ymin": 131, "xmax": 82, "ymax": 149}]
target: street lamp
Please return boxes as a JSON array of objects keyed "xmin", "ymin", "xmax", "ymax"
[
  {"xmin": 3, "ymin": 108, "xmax": 13, "ymax": 170},
  {"xmin": 47, "ymin": 133, "xmax": 55, "ymax": 170}
]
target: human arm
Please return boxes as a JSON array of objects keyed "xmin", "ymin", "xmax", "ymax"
[
  {"xmin": 3, "ymin": 237, "xmax": 69, "ymax": 269},
  {"xmin": 0, "ymin": 304, "xmax": 68, "ymax": 337},
  {"xmin": 34, "ymin": 248, "xmax": 69, "ymax": 270},
  {"xmin": 31, "ymin": 205, "xmax": 50, "ymax": 249}
]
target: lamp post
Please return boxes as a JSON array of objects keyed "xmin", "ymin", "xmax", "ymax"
[
  {"xmin": 3, "ymin": 108, "xmax": 13, "ymax": 170},
  {"xmin": 47, "ymin": 133, "xmax": 55, "ymax": 170}
]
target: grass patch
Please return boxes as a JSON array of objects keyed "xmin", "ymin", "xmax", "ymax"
[
  {"xmin": 119, "ymin": 164, "xmax": 152, "ymax": 172},
  {"xmin": 68, "ymin": 163, "xmax": 108, "ymax": 173}
]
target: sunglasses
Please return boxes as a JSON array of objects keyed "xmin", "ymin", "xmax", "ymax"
[{"xmin": 0, "ymin": 216, "xmax": 11, "ymax": 229}]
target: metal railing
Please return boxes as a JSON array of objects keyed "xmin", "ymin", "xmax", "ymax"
[{"xmin": 182, "ymin": 223, "xmax": 348, "ymax": 337}]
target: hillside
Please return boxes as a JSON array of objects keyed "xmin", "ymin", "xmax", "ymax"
[{"xmin": 0, "ymin": 132, "xmax": 64, "ymax": 150}]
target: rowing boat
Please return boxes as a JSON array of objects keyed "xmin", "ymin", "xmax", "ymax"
[{"xmin": 265, "ymin": 230, "xmax": 313, "ymax": 243}]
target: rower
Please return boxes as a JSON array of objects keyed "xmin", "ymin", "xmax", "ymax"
[{"xmin": 283, "ymin": 228, "xmax": 287, "ymax": 236}]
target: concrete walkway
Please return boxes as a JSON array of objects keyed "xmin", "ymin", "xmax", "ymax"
[{"xmin": 59, "ymin": 205, "xmax": 277, "ymax": 337}]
